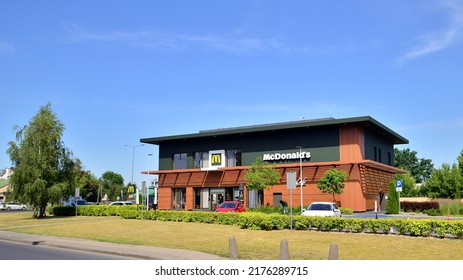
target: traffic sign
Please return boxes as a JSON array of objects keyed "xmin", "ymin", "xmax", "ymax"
[
  {"xmin": 396, "ymin": 180, "xmax": 403, "ymax": 192},
  {"xmin": 286, "ymin": 171, "xmax": 297, "ymax": 190}
]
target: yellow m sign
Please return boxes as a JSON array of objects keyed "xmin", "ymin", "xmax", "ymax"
[{"xmin": 211, "ymin": 153, "xmax": 222, "ymax": 166}]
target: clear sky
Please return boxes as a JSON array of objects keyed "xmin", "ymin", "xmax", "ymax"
[{"xmin": 1, "ymin": 0, "xmax": 462, "ymax": 186}]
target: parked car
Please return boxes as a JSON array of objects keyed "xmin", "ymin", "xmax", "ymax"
[
  {"xmin": 301, "ymin": 202, "xmax": 341, "ymax": 217},
  {"xmin": 63, "ymin": 198, "xmax": 88, "ymax": 206},
  {"xmin": 215, "ymin": 201, "xmax": 245, "ymax": 212},
  {"xmin": 2, "ymin": 202, "xmax": 28, "ymax": 211},
  {"xmin": 71, "ymin": 199, "xmax": 88, "ymax": 206},
  {"xmin": 109, "ymin": 201, "xmax": 135, "ymax": 206}
]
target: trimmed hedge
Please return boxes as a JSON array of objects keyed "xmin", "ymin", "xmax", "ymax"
[
  {"xmin": 49, "ymin": 205, "xmax": 463, "ymax": 239},
  {"xmin": 401, "ymin": 201, "xmax": 439, "ymax": 213}
]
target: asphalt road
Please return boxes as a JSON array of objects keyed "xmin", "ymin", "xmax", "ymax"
[{"xmin": 0, "ymin": 239, "xmax": 136, "ymax": 260}]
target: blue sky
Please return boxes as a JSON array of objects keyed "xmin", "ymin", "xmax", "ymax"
[{"xmin": 1, "ymin": 0, "xmax": 462, "ymax": 186}]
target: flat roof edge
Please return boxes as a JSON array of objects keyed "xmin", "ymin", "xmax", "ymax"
[{"xmin": 140, "ymin": 116, "xmax": 408, "ymax": 145}]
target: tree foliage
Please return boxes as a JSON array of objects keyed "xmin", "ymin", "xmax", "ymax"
[
  {"xmin": 244, "ymin": 157, "xmax": 281, "ymax": 191},
  {"xmin": 317, "ymin": 168, "xmax": 348, "ymax": 202},
  {"xmin": 7, "ymin": 103, "xmax": 75, "ymax": 218},
  {"xmin": 395, "ymin": 172, "xmax": 418, "ymax": 197},
  {"xmin": 423, "ymin": 163, "xmax": 462, "ymax": 199},
  {"xmin": 394, "ymin": 148, "xmax": 434, "ymax": 183},
  {"xmin": 458, "ymin": 149, "xmax": 463, "ymax": 176},
  {"xmin": 73, "ymin": 159, "xmax": 100, "ymax": 202},
  {"xmin": 101, "ymin": 170, "xmax": 125, "ymax": 201},
  {"xmin": 386, "ymin": 179, "xmax": 400, "ymax": 214}
]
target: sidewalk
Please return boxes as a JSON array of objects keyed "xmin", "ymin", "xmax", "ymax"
[{"xmin": 0, "ymin": 230, "xmax": 224, "ymax": 260}]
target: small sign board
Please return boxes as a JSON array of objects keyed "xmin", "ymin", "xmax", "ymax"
[
  {"xmin": 396, "ymin": 180, "xmax": 403, "ymax": 192},
  {"xmin": 287, "ymin": 171, "xmax": 297, "ymax": 190}
]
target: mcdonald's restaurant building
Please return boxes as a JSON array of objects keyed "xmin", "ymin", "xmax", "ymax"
[{"xmin": 140, "ymin": 116, "xmax": 408, "ymax": 212}]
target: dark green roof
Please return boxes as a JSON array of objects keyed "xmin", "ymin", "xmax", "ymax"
[{"xmin": 141, "ymin": 116, "xmax": 408, "ymax": 145}]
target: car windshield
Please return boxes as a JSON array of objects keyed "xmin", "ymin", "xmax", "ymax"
[
  {"xmin": 308, "ymin": 204, "xmax": 332, "ymax": 211},
  {"xmin": 219, "ymin": 202, "xmax": 236, "ymax": 208}
]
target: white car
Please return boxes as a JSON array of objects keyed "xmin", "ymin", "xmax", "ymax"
[
  {"xmin": 109, "ymin": 201, "xmax": 134, "ymax": 206},
  {"xmin": 2, "ymin": 202, "xmax": 28, "ymax": 211},
  {"xmin": 301, "ymin": 202, "xmax": 341, "ymax": 217}
]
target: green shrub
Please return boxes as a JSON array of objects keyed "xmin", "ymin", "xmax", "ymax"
[
  {"xmin": 340, "ymin": 207, "xmax": 353, "ymax": 215},
  {"xmin": 424, "ymin": 208, "xmax": 441, "ymax": 216},
  {"xmin": 249, "ymin": 206, "xmax": 301, "ymax": 215},
  {"xmin": 48, "ymin": 206, "xmax": 76, "ymax": 216},
  {"xmin": 66, "ymin": 205, "xmax": 463, "ymax": 239},
  {"xmin": 386, "ymin": 180, "xmax": 400, "ymax": 214}
]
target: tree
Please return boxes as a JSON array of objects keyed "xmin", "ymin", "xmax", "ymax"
[
  {"xmin": 424, "ymin": 163, "xmax": 462, "ymax": 199},
  {"xmin": 73, "ymin": 159, "xmax": 99, "ymax": 202},
  {"xmin": 317, "ymin": 168, "xmax": 348, "ymax": 202},
  {"xmin": 386, "ymin": 179, "xmax": 400, "ymax": 214},
  {"xmin": 458, "ymin": 149, "xmax": 463, "ymax": 176},
  {"xmin": 244, "ymin": 157, "xmax": 281, "ymax": 191},
  {"xmin": 7, "ymin": 103, "xmax": 75, "ymax": 218},
  {"xmin": 101, "ymin": 171, "xmax": 125, "ymax": 201},
  {"xmin": 394, "ymin": 148, "xmax": 434, "ymax": 183},
  {"xmin": 395, "ymin": 172, "xmax": 418, "ymax": 197}
]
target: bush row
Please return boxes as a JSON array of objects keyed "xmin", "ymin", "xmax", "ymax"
[
  {"xmin": 401, "ymin": 201, "xmax": 439, "ymax": 212},
  {"xmin": 50, "ymin": 205, "xmax": 463, "ymax": 239},
  {"xmin": 246, "ymin": 206, "xmax": 353, "ymax": 215}
]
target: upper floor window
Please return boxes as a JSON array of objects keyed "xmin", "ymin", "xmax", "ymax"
[
  {"xmin": 194, "ymin": 149, "xmax": 242, "ymax": 169},
  {"xmin": 173, "ymin": 153, "xmax": 187, "ymax": 170},
  {"xmin": 226, "ymin": 149, "xmax": 242, "ymax": 167},
  {"xmin": 194, "ymin": 152, "xmax": 209, "ymax": 169}
]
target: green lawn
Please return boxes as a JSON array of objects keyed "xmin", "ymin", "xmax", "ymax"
[{"xmin": 1, "ymin": 212, "xmax": 463, "ymax": 259}]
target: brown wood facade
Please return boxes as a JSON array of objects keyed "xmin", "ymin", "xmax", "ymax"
[
  {"xmin": 152, "ymin": 160, "xmax": 404, "ymax": 212},
  {"xmin": 142, "ymin": 116, "xmax": 408, "ymax": 212}
]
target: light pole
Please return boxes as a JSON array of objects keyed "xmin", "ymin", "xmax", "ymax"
[
  {"xmin": 125, "ymin": 144, "xmax": 145, "ymax": 184},
  {"xmin": 296, "ymin": 146, "xmax": 306, "ymax": 213},
  {"xmin": 147, "ymin": 153, "xmax": 153, "ymax": 210}
]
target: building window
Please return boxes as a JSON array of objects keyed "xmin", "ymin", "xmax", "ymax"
[
  {"xmin": 378, "ymin": 148, "xmax": 382, "ymax": 163},
  {"xmin": 172, "ymin": 188, "xmax": 186, "ymax": 209},
  {"xmin": 173, "ymin": 153, "xmax": 187, "ymax": 170},
  {"xmin": 374, "ymin": 147, "xmax": 377, "ymax": 161},
  {"xmin": 247, "ymin": 189, "xmax": 263, "ymax": 208},
  {"xmin": 194, "ymin": 152, "xmax": 209, "ymax": 169},
  {"xmin": 194, "ymin": 188, "xmax": 210, "ymax": 209},
  {"xmin": 226, "ymin": 149, "xmax": 242, "ymax": 167},
  {"xmin": 387, "ymin": 152, "xmax": 392, "ymax": 166},
  {"xmin": 194, "ymin": 150, "xmax": 241, "ymax": 168}
]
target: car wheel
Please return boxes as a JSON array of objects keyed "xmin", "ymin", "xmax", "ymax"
[
  {"xmin": 6, "ymin": 207, "xmax": 11, "ymax": 211},
  {"xmin": 22, "ymin": 206, "xmax": 26, "ymax": 210}
]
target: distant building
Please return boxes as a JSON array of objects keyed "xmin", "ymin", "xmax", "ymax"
[
  {"xmin": 0, "ymin": 168, "xmax": 13, "ymax": 202},
  {"xmin": 141, "ymin": 116, "xmax": 408, "ymax": 212}
]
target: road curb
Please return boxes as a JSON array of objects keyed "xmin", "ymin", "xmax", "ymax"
[{"xmin": 0, "ymin": 230, "xmax": 224, "ymax": 260}]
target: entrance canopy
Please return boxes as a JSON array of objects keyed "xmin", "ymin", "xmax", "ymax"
[{"xmin": 144, "ymin": 160, "xmax": 405, "ymax": 195}]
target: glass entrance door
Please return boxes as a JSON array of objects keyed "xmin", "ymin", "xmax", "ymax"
[{"xmin": 210, "ymin": 188, "xmax": 225, "ymax": 211}]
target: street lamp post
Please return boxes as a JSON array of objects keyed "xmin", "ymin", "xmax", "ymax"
[
  {"xmin": 125, "ymin": 144, "xmax": 145, "ymax": 184},
  {"xmin": 296, "ymin": 146, "xmax": 306, "ymax": 213},
  {"xmin": 147, "ymin": 153, "xmax": 153, "ymax": 210}
]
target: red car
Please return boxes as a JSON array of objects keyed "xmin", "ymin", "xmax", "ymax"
[{"xmin": 215, "ymin": 201, "xmax": 246, "ymax": 212}]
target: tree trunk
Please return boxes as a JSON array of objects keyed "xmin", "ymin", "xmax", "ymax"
[{"xmin": 33, "ymin": 206, "xmax": 47, "ymax": 219}]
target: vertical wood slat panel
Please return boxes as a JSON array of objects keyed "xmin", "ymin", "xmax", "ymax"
[{"xmin": 339, "ymin": 125, "xmax": 365, "ymax": 162}]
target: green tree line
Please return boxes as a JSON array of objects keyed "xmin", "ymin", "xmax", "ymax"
[{"xmin": 394, "ymin": 148, "xmax": 463, "ymax": 199}]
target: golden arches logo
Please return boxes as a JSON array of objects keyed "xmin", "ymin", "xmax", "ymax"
[{"xmin": 211, "ymin": 153, "xmax": 222, "ymax": 166}]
